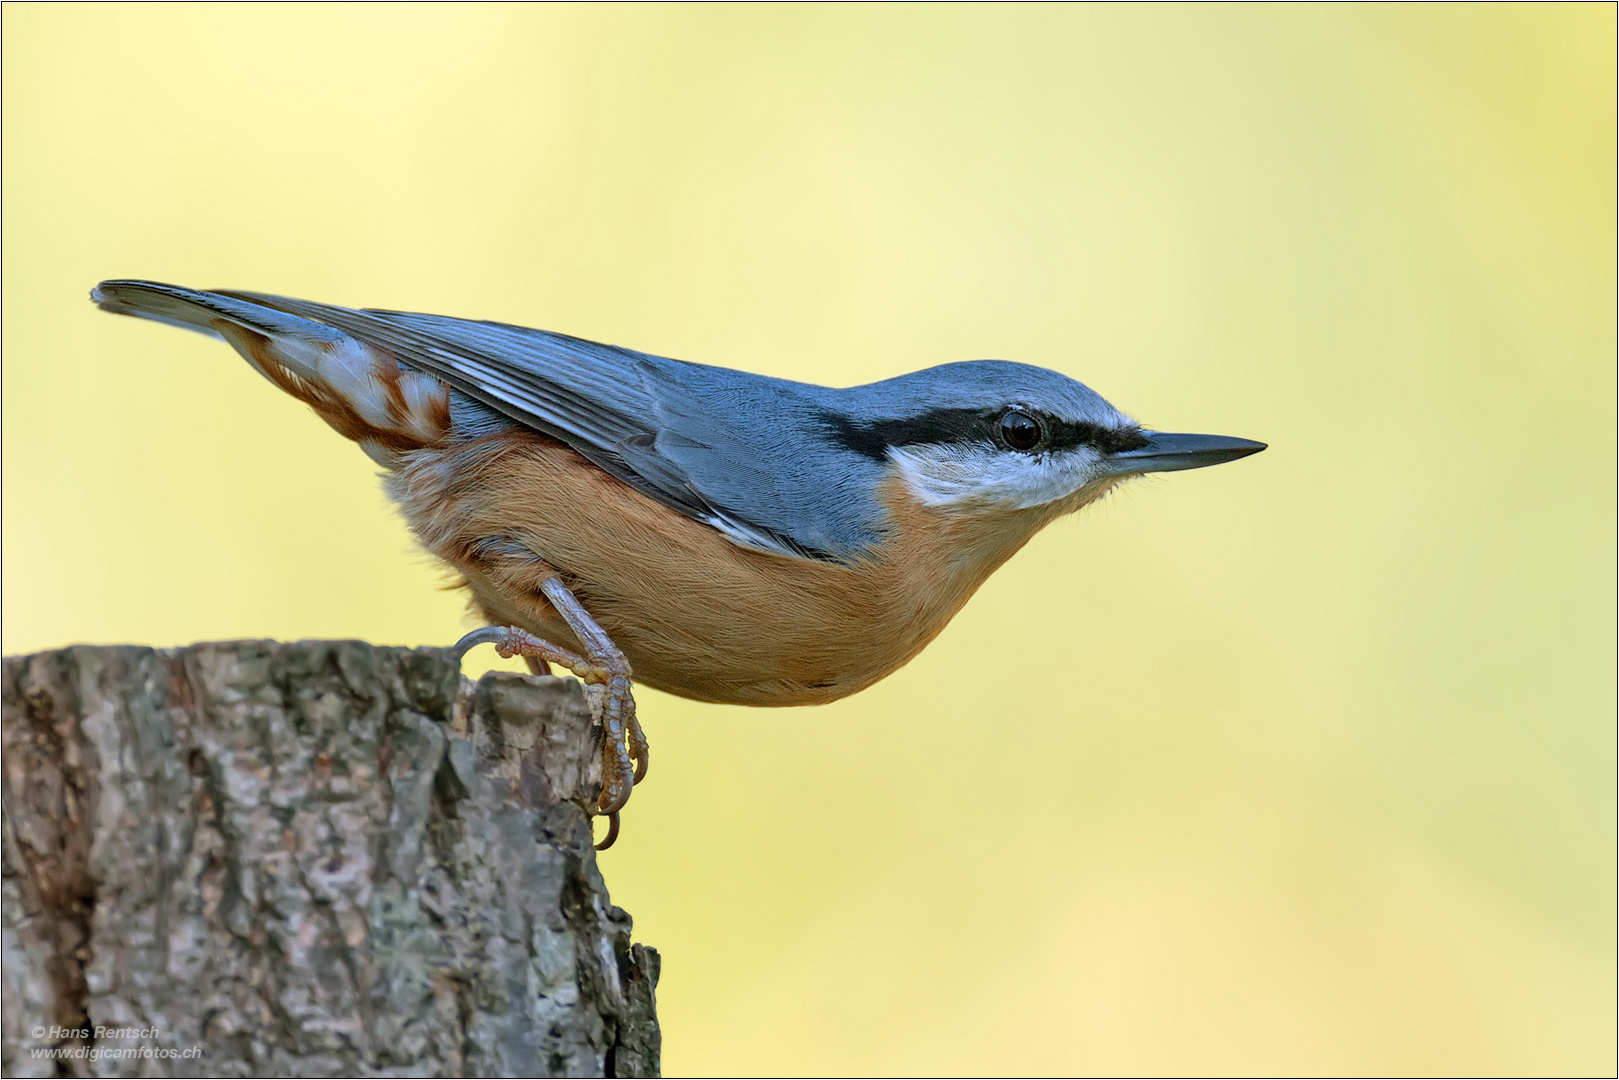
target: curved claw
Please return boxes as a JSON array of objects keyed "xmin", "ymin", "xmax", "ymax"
[
  {"xmin": 594, "ymin": 810, "xmax": 621, "ymax": 851},
  {"xmin": 451, "ymin": 626, "xmax": 511, "ymax": 663},
  {"xmin": 597, "ymin": 762, "xmax": 633, "ymax": 816}
]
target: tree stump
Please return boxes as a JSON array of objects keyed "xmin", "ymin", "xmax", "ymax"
[{"xmin": 0, "ymin": 641, "xmax": 660, "ymax": 1078}]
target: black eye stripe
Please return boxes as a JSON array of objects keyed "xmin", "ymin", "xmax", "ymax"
[
  {"xmin": 821, "ymin": 407, "xmax": 1148, "ymax": 461},
  {"xmin": 1054, "ymin": 419, "xmax": 1150, "ymax": 454}
]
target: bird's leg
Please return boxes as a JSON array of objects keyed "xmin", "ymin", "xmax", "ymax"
[
  {"xmin": 449, "ymin": 569, "xmax": 646, "ymax": 846},
  {"xmin": 534, "ymin": 574, "xmax": 647, "ymax": 807}
]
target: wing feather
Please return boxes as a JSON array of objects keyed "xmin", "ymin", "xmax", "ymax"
[{"xmin": 217, "ymin": 291, "xmax": 828, "ymax": 559}]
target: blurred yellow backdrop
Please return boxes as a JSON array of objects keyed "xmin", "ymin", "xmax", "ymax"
[{"xmin": 4, "ymin": 5, "xmax": 1612, "ymax": 1076}]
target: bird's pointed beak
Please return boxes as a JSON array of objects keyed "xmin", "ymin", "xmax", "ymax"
[{"xmin": 1104, "ymin": 431, "xmax": 1267, "ymax": 475}]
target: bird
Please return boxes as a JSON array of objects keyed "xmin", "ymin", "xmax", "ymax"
[{"xmin": 92, "ymin": 279, "xmax": 1265, "ymax": 848}]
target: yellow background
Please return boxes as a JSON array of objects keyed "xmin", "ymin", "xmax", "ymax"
[{"xmin": 4, "ymin": 6, "xmax": 1613, "ymax": 1075}]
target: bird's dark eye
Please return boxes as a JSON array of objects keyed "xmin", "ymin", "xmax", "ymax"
[{"xmin": 999, "ymin": 409, "xmax": 1042, "ymax": 452}]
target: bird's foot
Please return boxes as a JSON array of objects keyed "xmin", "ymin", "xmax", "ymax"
[{"xmin": 451, "ymin": 588, "xmax": 646, "ymax": 851}]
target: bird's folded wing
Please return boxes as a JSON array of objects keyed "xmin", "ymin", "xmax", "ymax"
[{"xmin": 219, "ymin": 291, "xmax": 829, "ymax": 561}]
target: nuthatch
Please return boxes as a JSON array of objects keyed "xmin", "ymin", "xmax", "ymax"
[{"xmin": 92, "ymin": 280, "xmax": 1264, "ymax": 848}]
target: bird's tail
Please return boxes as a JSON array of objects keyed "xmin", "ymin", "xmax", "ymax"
[{"xmin": 92, "ymin": 280, "xmax": 452, "ymax": 463}]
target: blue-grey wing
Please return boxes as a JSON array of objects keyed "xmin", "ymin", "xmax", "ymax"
[{"xmin": 219, "ymin": 291, "xmax": 883, "ymax": 562}]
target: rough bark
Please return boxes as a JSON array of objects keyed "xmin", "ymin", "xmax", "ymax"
[{"xmin": 0, "ymin": 641, "xmax": 660, "ymax": 1078}]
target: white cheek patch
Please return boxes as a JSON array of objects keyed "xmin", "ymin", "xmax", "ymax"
[{"xmin": 888, "ymin": 443, "xmax": 1103, "ymax": 512}]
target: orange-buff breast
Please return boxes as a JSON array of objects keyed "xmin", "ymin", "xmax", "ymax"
[{"xmin": 390, "ymin": 427, "xmax": 1074, "ymax": 706}]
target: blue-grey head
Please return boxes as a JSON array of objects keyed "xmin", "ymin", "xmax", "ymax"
[{"xmin": 819, "ymin": 359, "xmax": 1264, "ymax": 520}]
